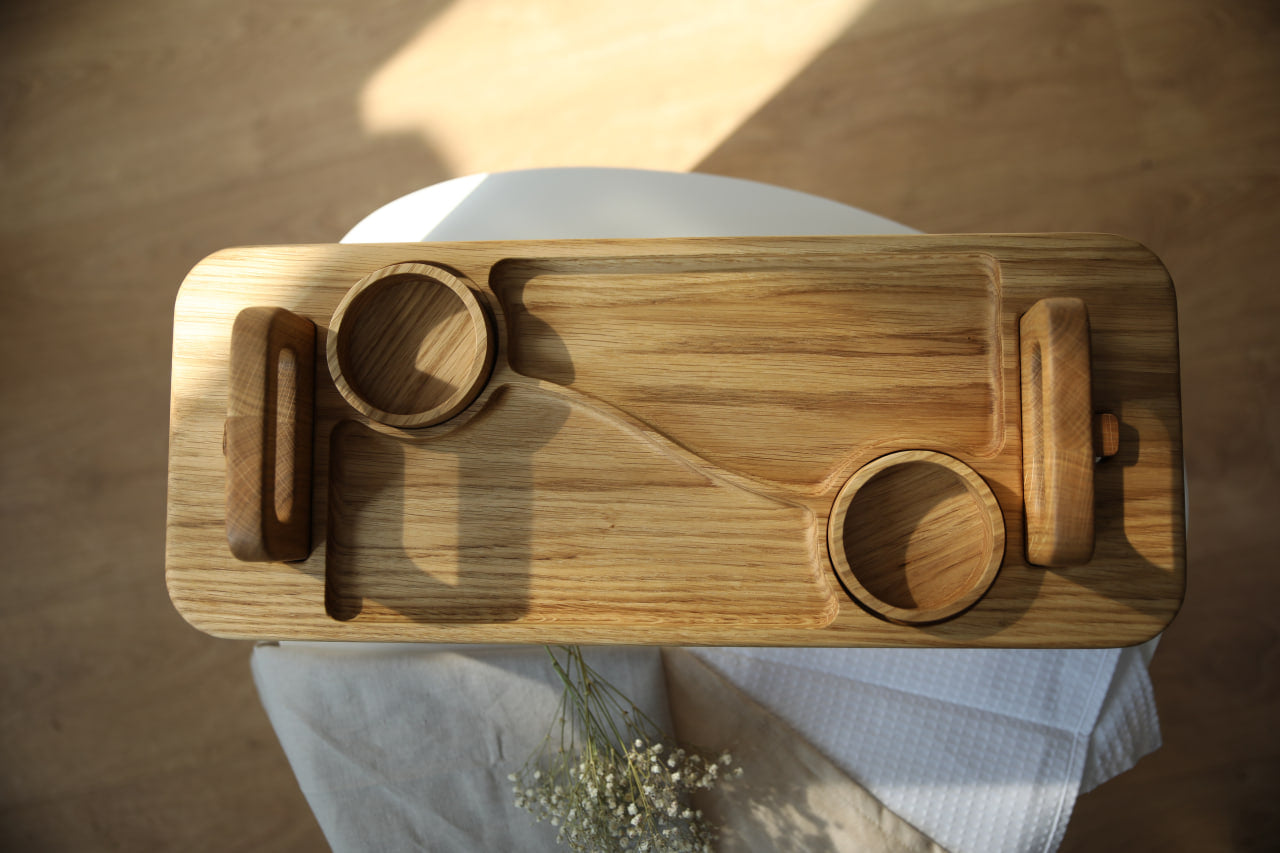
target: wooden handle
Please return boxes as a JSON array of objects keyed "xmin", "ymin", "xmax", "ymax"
[
  {"xmin": 1020, "ymin": 297, "xmax": 1095, "ymax": 567},
  {"xmin": 225, "ymin": 307, "xmax": 315, "ymax": 562}
]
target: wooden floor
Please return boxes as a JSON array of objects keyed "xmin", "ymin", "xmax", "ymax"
[{"xmin": 2, "ymin": 0, "xmax": 1276, "ymax": 849}]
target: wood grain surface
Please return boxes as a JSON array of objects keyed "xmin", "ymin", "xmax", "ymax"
[
  {"xmin": 1020, "ymin": 297, "xmax": 1097, "ymax": 566},
  {"xmin": 225, "ymin": 307, "xmax": 316, "ymax": 562},
  {"xmin": 494, "ymin": 253, "xmax": 1003, "ymax": 490},
  {"xmin": 325, "ymin": 389, "xmax": 832, "ymax": 630},
  {"xmin": 166, "ymin": 234, "xmax": 1184, "ymax": 646}
]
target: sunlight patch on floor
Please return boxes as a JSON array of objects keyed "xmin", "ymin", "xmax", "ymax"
[{"xmin": 359, "ymin": 0, "xmax": 874, "ymax": 174}]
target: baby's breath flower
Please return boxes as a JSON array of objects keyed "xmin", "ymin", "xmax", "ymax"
[{"xmin": 508, "ymin": 645, "xmax": 740, "ymax": 852}]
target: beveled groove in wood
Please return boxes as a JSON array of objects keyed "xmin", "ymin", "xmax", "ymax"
[
  {"xmin": 274, "ymin": 347, "xmax": 297, "ymax": 524},
  {"xmin": 828, "ymin": 450, "xmax": 1004, "ymax": 624},
  {"xmin": 326, "ymin": 262, "xmax": 494, "ymax": 428}
]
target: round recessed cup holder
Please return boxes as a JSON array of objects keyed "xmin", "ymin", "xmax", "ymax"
[
  {"xmin": 326, "ymin": 262, "xmax": 495, "ymax": 428},
  {"xmin": 827, "ymin": 450, "xmax": 1005, "ymax": 625}
]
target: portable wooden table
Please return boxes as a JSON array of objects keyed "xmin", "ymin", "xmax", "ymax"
[{"xmin": 165, "ymin": 234, "xmax": 1184, "ymax": 646}]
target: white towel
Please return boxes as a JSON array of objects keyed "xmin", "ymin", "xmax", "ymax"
[
  {"xmin": 688, "ymin": 644, "xmax": 1160, "ymax": 853},
  {"xmin": 252, "ymin": 641, "xmax": 1159, "ymax": 852}
]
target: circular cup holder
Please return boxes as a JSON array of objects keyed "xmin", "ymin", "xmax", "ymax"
[
  {"xmin": 326, "ymin": 262, "xmax": 494, "ymax": 428},
  {"xmin": 827, "ymin": 450, "xmax": 1004, "ymax": 624}
]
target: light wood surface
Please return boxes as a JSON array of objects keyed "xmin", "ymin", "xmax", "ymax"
[
  {"xmin": 495, "ymin": 251, "xmax": 1004, "ymax": 489},
  {"xmin": 1020, "ymin": 297, "xmax": 1097, "ymax": 566},
  {"xmin": 166, "ymin": 234, "xmax": 1184, "ymax": 646},
  {"xmin": 5, "ymin": 0, "xmax": 1277, "ymax": 848},
  {"xmin": 324, "ymin": 389, "xmax": 831, "ymax": 628},
  {"xmin": 225, "ymin": 307, "xmax": 316, "ymax": 562}
]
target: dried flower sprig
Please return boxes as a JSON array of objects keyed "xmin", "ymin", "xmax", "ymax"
[{"xmin": 510, "ymin": 645, "xmax": 740, "ymax": 852}]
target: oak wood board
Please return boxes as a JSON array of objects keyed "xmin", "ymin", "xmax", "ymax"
[{"xmin": 166, "ymin": 234, "xmax": 1184, "ymax": 646}]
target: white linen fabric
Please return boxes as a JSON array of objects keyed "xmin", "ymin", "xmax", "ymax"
[
  {"xmin": 253, "ymin": 643, "xmax": 956, "ymax": 852},
  {"xmin": 252, "ymin": 644, "xmax": 664, "ymax": 852},
  {"xmin": 251, "ymin": 639, "xmax": 1158, "ymax": 853}
]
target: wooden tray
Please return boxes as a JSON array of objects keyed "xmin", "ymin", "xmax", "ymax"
[{"xmin": 165, "ymin": 235, "xmax": 1185, "ymax": 646}]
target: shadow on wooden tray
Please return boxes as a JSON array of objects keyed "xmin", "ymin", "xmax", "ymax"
[{"xmin": 323, "ymin": 397, "xmax": 571, "ymax": 623}]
